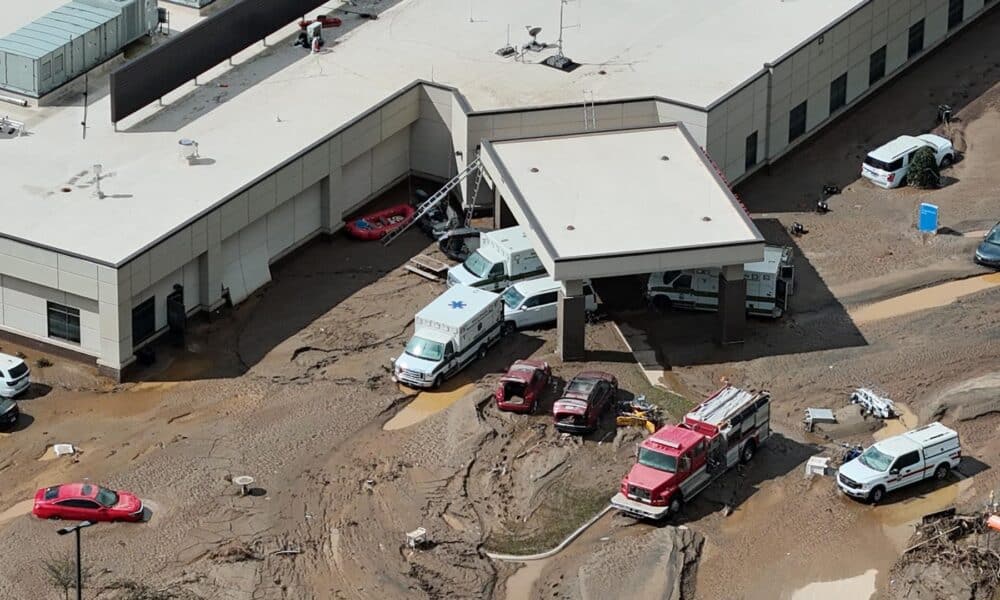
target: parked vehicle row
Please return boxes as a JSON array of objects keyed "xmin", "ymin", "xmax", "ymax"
[{"xmin": 0, "ymin": 352, "xmax": 30, "ymax": 431}]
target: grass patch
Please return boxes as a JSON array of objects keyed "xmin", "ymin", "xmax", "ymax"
[
  {"xmin": 619, "ymin": 365, "xmax": 696, "ymax": 420},
  {"xmin": 485, "ymin": 485, "xmax": 610, "ymax": 556}
]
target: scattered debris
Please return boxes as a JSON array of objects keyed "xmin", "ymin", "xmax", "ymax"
[
  {"xmin": 804, "ymin": 456, "xmax": 831, "ymax": 477},
  {"xmin": 406, "ymin": 527, "xmax": 427, "ymax": 549},
  {"xmin": 232, "ymin": 475, "xmax": 255, "ymax": 496},
  {"xmin": 891, "ymin": 510, "xmax": 1000, "ymax": 600},
  {"xmin": 803, "ymin": 407, "xmax": 836, "ymax": 432},
  {"xmin": 52, "ymin": 444, "xmax": 75, "ymax": 458},
  {"xmin": 35, "ymin": 357, "xmax": 53, "ymax": 368},
  {"xmin": 851, "ymin": 388, "xmax": 896, "ymax": 419}
]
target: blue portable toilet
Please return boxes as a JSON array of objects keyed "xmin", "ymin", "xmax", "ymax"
[{"xmin": 918, "ymin": 203, "xmax": 938, "ymax": 233}]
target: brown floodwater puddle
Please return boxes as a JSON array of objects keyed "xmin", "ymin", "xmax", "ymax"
[
  {"xmin": 851, "ymin": 272, "xmax": 1000, "ymax": 324},
  {"xmin": 790, "ymin": 569, "xmax": 877, "ymax": 600},
  {"xmin": 382, "ymin": 382, "xmax": 476, "ymax": 430},
  {"xmin": 872, "ymin": 402, "xmax": 918, "ymax": 442}
]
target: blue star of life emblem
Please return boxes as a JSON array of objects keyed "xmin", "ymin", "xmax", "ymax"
[{"xmin": 449, "ymin": 300, "xmax": 467, "ymax": 309}]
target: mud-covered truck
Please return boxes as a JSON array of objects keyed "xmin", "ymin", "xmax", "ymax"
[
  {"xmin": 611, "ymin": 386, "xmax": 771, "ymax": 519},
  {"xmin": 837, "ymin": 422, "xmax": 961, "ymax": 504},
  {"xmin": 392, "ymin": 286, "xmax": 503, "ymax": 389},
  {"xmin": 446, "ymin": 226, "xmax": 546, "ymax": 291}
]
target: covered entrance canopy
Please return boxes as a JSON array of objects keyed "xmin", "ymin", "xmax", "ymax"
[{"xmin": 479, "ymin": 124, "xmax": 765, "ymax": 360}]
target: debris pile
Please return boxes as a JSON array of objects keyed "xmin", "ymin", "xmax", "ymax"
[{"xmin": 890, "ymin": 510, "xmax": 1000, "ymax": 600}]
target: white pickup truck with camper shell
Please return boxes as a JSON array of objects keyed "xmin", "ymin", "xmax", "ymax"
[
  {"xmin": 446, "ymin": 226, "xmax": 546, "ymax": 292},
  {"xmin": 837, "ymin": 422, "xmax": 961, "ymax": 504},
  {"xmin": 861, "ymin": 134, "xmax": 955, "ymax": 189},
  {"xmin": 647, "ymin": 245, "xmax": 795, "ymax": 318},
  {"xmin": 392, "ymin": 286, "xmax": 503, "ymax": 389}
]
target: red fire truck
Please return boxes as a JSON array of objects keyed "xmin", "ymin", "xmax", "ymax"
[{"xmin": 611, "ymin": 386, "xmax": 771, "ymax": 520}]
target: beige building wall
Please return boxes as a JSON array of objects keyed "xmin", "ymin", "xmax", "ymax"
[{"xmin": 713, "ymin": 0, "xmax": 993, "ymax": 184}]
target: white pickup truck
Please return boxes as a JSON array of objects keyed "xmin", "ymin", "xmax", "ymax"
[{"xmin": 837, "ymin": 422, "xmax": 961, "ymax": 504}]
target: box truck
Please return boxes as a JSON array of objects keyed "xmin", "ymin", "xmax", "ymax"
[
  {"xmin": 446, "ymin": 226, "xmax": 546, "ymax": 291},
  {"xmin": 393, "ymin": 286, "xmax": 504, "ymax": 388}
]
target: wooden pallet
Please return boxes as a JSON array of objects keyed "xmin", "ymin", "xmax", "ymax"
[{"xmin": 405, "ymin": 255, "xmax": 450, "ymax": 281}]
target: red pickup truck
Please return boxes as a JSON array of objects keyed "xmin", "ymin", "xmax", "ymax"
[{"xmin": 611, "ymin": 386, "xmax": 771, "ymax": 519}]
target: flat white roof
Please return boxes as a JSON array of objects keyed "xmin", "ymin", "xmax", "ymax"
[
  {"xmin": 1, "ymin": 0, "xmax": 861, "ymax": 264},
  {"xmin": 483, "ymin": 125, "xmax": 763, "ymax": 272}
]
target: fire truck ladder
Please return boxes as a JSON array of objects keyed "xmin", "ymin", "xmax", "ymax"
[
  {"xmin": 688, "ymin": 386, "xmax": 760, "ymax": 427},
  {"xmin": 382, "ymin": 157, "xmax": 481, "ymax": 246},
  {"xmin": 463, "ymin": 149, "xmax": 485, "ymax": 226}
]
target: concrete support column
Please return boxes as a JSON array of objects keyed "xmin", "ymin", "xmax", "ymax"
[
  {"xmin": 199, "ymin": 211, "xmax": 224, "ymax": 310},
  {"xmin": 558, "ymin": 279, "xmax": 586, "ymax": 361},
  {"xmin": 716, "ymin": 264, "xmax": 746, "ymax": 345},
  {"xmin": 323, "ymin": 164, "xmax": 344, "ymax": 232},
  {"xmin": 494, "ymin": 188, "xmax": 517, "ymax": 229},
  {"xmin": 97, "ymin": 265, "xmax": 133, "ymax": 380}
]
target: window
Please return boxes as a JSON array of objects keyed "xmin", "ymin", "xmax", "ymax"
[
  {"xmin": 869, "ymin": 46, "xmax": 887, "ymax": 86},
  {"xmin": 47, "ymin": 302, "xmax": 81, "ymax": 343},
  {"xmin": 829, "ymin": 73, "xmax": 847, "ymax": 113},
  {"xmin": 692, "ymin": 440, "xmax": 706, "ymax": 457},
  {"xmin": 673, "ymin": 274, "xmax": 692, "ymax": 290},
  {"xmin": 132, "ymin": 297, "xmax": 156, "ymax": 345},
  {"xmin": 488, "ymin": 262, "xmax": 504, "ymax": 278},
  {"xmin": 745, "ymin": 131, "xmax": 758, "ymax": 170},
  {"xmin": 948, "ymin": 0, "xmax": 964, "ymax": 30},
  {"xmin": 537, "ymin": 292, "xmax": 558, "ymax": 306},
  {"xmin": 57, "ymin": 499, "xmax": 100, "ymax": 509},
  {"xmin": 788, "ymin": 101, "xmax": 807, "ymax": 143},
  {"xmin": 893, "ymin": 451, "xmax": 921, "ymax": 471},
  {"xmin": 908, "ymin": 20, "xmax": 925, "ymax": 59}
]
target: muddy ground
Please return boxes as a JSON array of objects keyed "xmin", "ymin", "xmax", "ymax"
[{"xmin": 1, "ymin": 9, "xmax": 1000, "ymax": 600}]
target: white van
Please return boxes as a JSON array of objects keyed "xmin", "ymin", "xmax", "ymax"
[
  {"xmin": 837, "ymin": 422, "xmax": 961, "ymax": 504},
  {"xmin": 446, "ymin": 226, "xmax": 546, "ymax": 291},
  {"xmin": 861, "ymin": 134, "xmax": 954, "ymax": 189},
  {"xmin": 393, "ymin": 286, "xmax": 504, "ymax": 389},
  {"xmin": 0, "ymin": 354, "xmax": 30, "ymax": 398},
  {"xmin": 647, "ymin": 246, "xmax": 794, "ymax": 318},
  {"xmin": 501, "ymin": 277, "xmax": 597, "ymax": 333}
]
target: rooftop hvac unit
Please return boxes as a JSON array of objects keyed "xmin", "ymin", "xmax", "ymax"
[{"xmin": 0, "ymin": 0, "xmax": 157, "ymax": 97}]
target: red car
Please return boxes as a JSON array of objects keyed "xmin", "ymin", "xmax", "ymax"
[
  {"xmin": 32, "ymin": 483, "xmax": 144, "ymax": 522},
  {"xmin": 553, "ymin": 371, "xmax": 618, "ymax": 434},
  {"xmin": 495, "ymin": 360, "xmax": 551, "ymax": 413}
]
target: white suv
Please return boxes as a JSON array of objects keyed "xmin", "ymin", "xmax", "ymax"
[
  {"xmin": 501, "ymin": 277, "xmax": 597, "ymax": 333},
  {"xmin": 0, "ymin": 353, "xmax": 30, "ymax": 398},
  {"xmin": 861, "ymin": 134, "xmax": 954, "ymax": 189}
]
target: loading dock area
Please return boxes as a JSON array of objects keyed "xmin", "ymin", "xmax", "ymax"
[{"xmin": 480, "ymin": 124, "xmax": 765, "ymax": 359}]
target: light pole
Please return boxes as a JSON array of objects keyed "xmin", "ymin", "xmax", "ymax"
[{"xmin": 57, "ymin": 521, "xmax": 95, "ymax": 600}]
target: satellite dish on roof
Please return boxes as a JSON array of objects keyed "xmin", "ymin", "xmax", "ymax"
[{"xmin": 523, "ymin": 26, "xmax": 545, "ymax": 52}]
